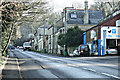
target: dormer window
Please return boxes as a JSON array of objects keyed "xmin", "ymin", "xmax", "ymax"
[{"xmin": 70, "ymin": 12, "xmax": 77, "ymax": 19}]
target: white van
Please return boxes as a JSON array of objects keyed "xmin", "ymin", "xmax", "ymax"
[{"xmin": 23, "ymin": 42, "xmax": 31, "ymax": 51}]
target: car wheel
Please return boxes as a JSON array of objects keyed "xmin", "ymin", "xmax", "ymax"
[
  {"xmin": 88, "ymin": 54, "xmax": 90, "ymax": 57},
  {"xmin": 28, "ymin": 49, "xmax": 31, "ymax": 51},
  {"xmin": 106, "ymin": 52, "xmax": 108, "ymax": 55},
  {"xmin": 87, "ymin": 54, "xmax": 89, "ymax": 57},
  {"xmin": 82, "ymin": 55, "xmax": 83, "ymax": 57}
]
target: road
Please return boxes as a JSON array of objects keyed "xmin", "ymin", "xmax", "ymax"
[{"xmin": 2, "ymin": 49, "xmax": 120, "ymax": 80}]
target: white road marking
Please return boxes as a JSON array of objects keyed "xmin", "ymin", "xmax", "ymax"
[
  {"xmin": 102, "ymin": 73, "xmax": 120, "ymax": 79},
  {"xmin": 16, "ymin": 58, "xmax": 23, "ymax": 79},
  {"xmin": 83, "ymin": 68, "xmax": 96, "ymax": 72},
  {"xmin": 83, "ymin": 68, "xmax": 120, "ymax": 79}
]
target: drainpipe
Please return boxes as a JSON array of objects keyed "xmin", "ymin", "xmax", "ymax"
[{"xmin": 83, "ymin": 32, "xmax": 87, "ymax": 45}]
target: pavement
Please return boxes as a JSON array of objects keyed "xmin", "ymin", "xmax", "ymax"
[
  {"xmin": 1, "ymin": 53, "xmax": 20, "ymax": 80},
  {"xmin": 0, "ymin": 55, "xmax": 9, "ymax": 80}
]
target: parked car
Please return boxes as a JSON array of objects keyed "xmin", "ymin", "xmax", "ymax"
[
  {"xmin": 8, "ymin": 45, "xmax": 15, "ymax": 49},
  {"xmin": 106, "ymin": 47, "xmax": 117, "ymax": 55},
  {"xmin": 17, "ymin": 46, "xmax": 19, "ymax": 48},
  {"xmin": 23, "ymin": 42, "xmax": 31, "ymax": 51},
  {"xmin": 78, "ymin": 44, "xmax": 90, "ymax": 56},
  {"xmin": 19, "ymin": 46, "xmax": 23, "ymax": 49},
  {"xmin": 17, "ymin": 46, "xmax": 23, "ymax": 49}
]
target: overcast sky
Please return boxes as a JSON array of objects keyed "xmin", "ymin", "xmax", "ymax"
[{"xmin": 47, "ymin": 0, "xmax": 95, "ymax": 12}]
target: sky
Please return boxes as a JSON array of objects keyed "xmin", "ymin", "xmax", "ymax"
[{"xmin": 47, "ymin": 0, "xmax": 95, "ymax": 12}]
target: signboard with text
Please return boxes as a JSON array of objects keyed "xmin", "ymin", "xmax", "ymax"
[
  {"xmin": 91, "ymin": 30, "xmax": 96, "ymax": 39},
  {"xmin": 106, "ymin": 27, "xmax": 120, "ymax": 39}
]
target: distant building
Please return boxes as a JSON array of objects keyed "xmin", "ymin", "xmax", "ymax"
[
  {"xmin": 62, "ymin": 1, "xmax": 104, "ymax": 31},
  {"xmin": 35, "ymin": 25, "xmax": 62, "ymax": 53},
  {"xmin": 34, "ymin": 25, "xmax": 53, "ymax": 52}
]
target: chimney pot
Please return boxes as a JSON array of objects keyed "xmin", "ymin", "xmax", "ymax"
[{"xmin": 84, "ymin": 1, "xmax": 89, "ymax": 24}]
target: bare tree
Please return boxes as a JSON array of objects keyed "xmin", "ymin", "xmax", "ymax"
[
  {"xmin": 90, "ymin": 1, "xmax": 120, "ymax": 16},
  {"xmin": 0, "ymin": 0, "xmax": 52, "ymax": 56}
]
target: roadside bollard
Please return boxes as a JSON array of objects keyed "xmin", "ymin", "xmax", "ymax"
[{"xmin": 64, "ymin": 50, "xmax": 67, "ymax": 57}]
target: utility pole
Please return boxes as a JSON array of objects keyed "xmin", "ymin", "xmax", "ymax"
[
  {"xmin": 52, "ymin": 17, "xmax": 56, "ymax": 54},
  {"xmin": 0, "ymin": 10, "xmax": 2, "ymax": 60},
  {"xmin": 43, "ymin": 20, "xmax": 45, "ymax": 50},
  {"xmin": 64, "ymin": 8, "xmax": 67, "ymax": 33},
  {"xmin": 64, "ymin": 7, "xmax": 70, "ymax": 56},
  {"xmin": 49, "ymin": 35, "xmax": 51, "ymax": 53},
  {"xmin": 43, "ymin": 19, "xmax": 48, "ymax": 52}
]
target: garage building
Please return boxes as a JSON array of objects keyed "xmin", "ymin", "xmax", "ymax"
[{"xmin": 83, "ymin": 10, "xmax": 120, "ymax": 56}]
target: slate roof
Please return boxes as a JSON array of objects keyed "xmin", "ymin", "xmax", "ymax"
[{"xmin": 67, "ymin": 10, "xmax": 104, "ymax": 24}]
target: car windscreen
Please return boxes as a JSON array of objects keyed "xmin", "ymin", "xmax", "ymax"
[
  {"xmin": 81, "ymin": 46, "xmax": 89, "ymax": 51},
  {"xmin": 81, "ymin": 46, "xmax": 88, "ymax": 49},
  {"xmin": 108, "ymin": 47, "xmax": 117, "ymax": 49},
  {"xmin": 24, "ymin": 43, "xmax": 30, "ymax": 46}
]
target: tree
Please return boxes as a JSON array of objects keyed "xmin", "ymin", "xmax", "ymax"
[
  {"xmin": 1, "ymin": 2, "xmax": 20, "ymax": 56},
  {"xmin": 0, "ymin": 0, "xmax": 51, "ymax": 56},
  {"xmin": 14, "ymin": 0, "xmax": 53, "ymax": 47},
  {"xmin": 57, "ymin": 33, "xmax": 65, "ymax": 47},
  {"xmin": 90, "ymin": 1, "xmax": 120, "ymax": 16},
  {"xmin": 57, "ymin": 26, "xmax": 84, "ymax": 48},
  {"xmin": 65, "ymin": 26, "xmax": 84, "ymax": 47}
]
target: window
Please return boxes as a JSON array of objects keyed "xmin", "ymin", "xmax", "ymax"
[{"xmin": 70, "ymin": 12, "xmax": 77, "ymax": 19}]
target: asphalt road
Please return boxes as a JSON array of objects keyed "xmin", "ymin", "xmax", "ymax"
[{"xmin": 2, "ymin": 49, "xmax": 120, "ymax": 80}]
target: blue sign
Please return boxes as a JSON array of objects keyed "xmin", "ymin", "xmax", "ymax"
[
  {"xmin": 108, "ymin": 35, "xmax": 112, "ymax": 37},
  {"xmin": 112, "ymin": 29, "xmax": 116, "ymax": 34}
]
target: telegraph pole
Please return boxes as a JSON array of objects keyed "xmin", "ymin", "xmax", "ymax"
[
  {"xmin": 0, "ymin": 9, "xmax": 2, "ymax": 60},
  {"xmin": 64, "ymin": 7, "xmax": 69, "ymax": 56},
  {"xmin": 52, "ymin": 17, "xmax": 56, "ymax": 54},
  {"xmin": 43, "ymin": 19, "xmax": 48, "ymax": 52},
  {"xmin": 43, "ymin": 20, "xmax": 45, "ymax": 50}
]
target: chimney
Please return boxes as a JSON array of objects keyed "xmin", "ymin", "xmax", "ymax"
[{"xmin": 84, "ymin": 1, "xmax": 89, "ymax": 24}]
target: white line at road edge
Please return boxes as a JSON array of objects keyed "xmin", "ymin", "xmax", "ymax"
[
  {"xmin": 0, "ymin": 55, "xmax": 9, "ymax": 78},
  {"xmin": 102, "ymin": 73, "xmax": 120, "ymax": 79}
]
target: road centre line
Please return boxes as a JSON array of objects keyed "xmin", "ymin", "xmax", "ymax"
[
  {"xmin": 102, "ymin": 72, "xmax": 120, "ymax": 79},
  {"xmin": 83, "ymin": 67, "xmax": 120, "ymax": 79},
  {"xmin": 83, "ymin": 68, "xmax": 96, "ymax": 72}
]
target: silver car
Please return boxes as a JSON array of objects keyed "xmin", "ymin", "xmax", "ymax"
[{"xmin": 106, "ymin": 47, "xmax": 117, "ymax": 55}]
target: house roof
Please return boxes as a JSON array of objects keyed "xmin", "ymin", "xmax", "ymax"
[
  {"xmin": 67, "ymin": 10, "xmax": 104, "ymax": 24},
  {"xmin": 83, "ymin": 12, "xmax": 120, "ymax": 34}
]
